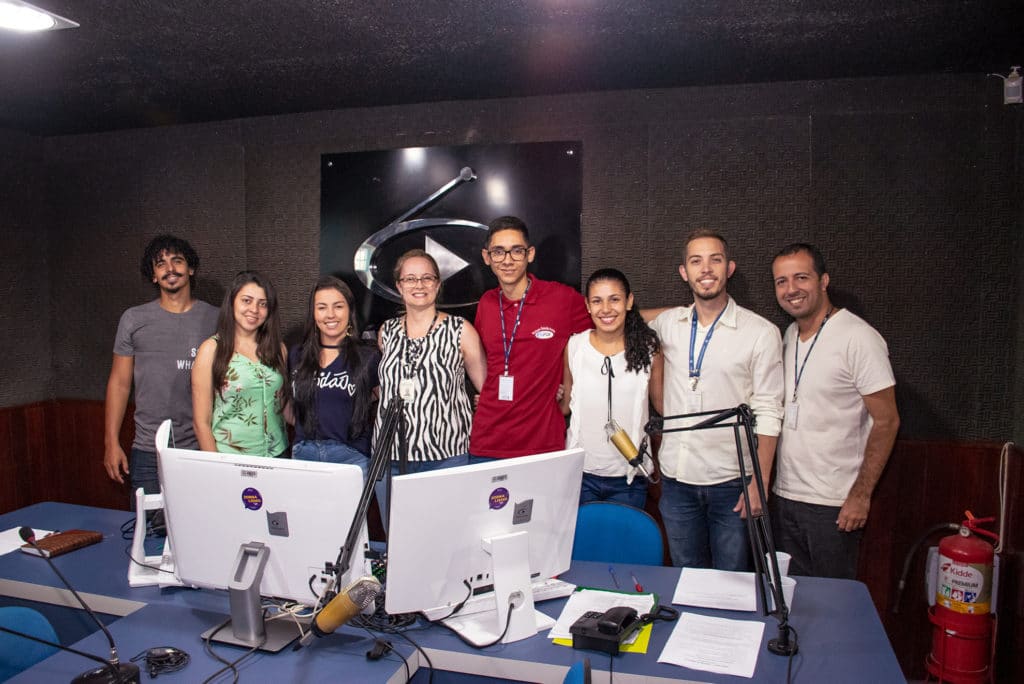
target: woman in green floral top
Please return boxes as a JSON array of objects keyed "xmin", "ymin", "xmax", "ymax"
[{"xmin": 192, "ymin": 271, "xmax": 288, "ymax": 457}]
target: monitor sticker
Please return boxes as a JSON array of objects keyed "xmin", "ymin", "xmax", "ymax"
[
  {"xmin": 489, "ymin": 487, "xmax": 509, "ymax": 510},
  {"xmin": 242, "ymin": 487, "xmax": 263, "ymax": 511}
]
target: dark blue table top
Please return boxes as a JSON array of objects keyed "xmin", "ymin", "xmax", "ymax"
[{"xmin": 1, "ymin": 502, "xmax": 905, "ymax": 683}]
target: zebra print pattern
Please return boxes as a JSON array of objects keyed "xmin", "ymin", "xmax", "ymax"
[{"xmin": 375, "ymin": 314, "xmax": 473, "ymax": 461}]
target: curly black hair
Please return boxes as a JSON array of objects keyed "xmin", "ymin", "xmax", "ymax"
[
  {"xmin": 585, "ymin": 268, "xmax": 660, "ymax": 373},
  {"xmin": 140, "ymin": 234, "xmax": 200, "ymax": 284}
]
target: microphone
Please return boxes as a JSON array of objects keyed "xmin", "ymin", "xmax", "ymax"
[
  {"xmin": 19, "ymin": 527, "xmax": 141, "ymax": 684},
  {"xmin": 459, "ymin": 166, "xmax": 477, "ymax": 182},
  {"xmin": 295, "ymin": 576, "xmax": 382, "ymax": 649},
  {"xmin": 605, "ymin": 421, "xmax": 653, "ymax": 479}
]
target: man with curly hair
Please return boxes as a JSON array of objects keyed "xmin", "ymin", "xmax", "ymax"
[{"xmin": 103, "ymin": 235, "xmax": 218, "ymax": 501}]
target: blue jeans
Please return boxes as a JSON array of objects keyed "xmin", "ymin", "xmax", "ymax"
[
  {"xmin": 467, "ymin": 454, "xmax": 503, "ymax": 465},
  {"xmin": 771, "ymin": 495, "xmax": 863, "ymax": 579},
  {"xmin": 579, "ymin": 472, "xmax": 648, "ymax": 509},
  {"xmin": 292, "ymin": 440, "xmax": 369, "ymax": 480},
  {"xmin": 659, "ymin": 477, "xmax": 751, "ymax": 570},
  {"xmin": 130, "ymin": 448, "xmax": 161, "ymax": 499},
  {"xmin": 376, "ymin": 453, "xmax": 470, "ymax": 528}
]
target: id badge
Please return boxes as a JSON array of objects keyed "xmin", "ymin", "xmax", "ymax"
[
  {"xmin": 682, "ymin": 387, "xmax": 702, "ymax": 413},
  {"xmin": 399, "ymin": 378, "xmax": 417, "ymax": 401},
  {"xmin": 785, "ymin": 402, "xmax": 799, "ymax": 429},
  {"xmin": 498, "ymin": 374, "xmax": 515, "ymax": 402}
]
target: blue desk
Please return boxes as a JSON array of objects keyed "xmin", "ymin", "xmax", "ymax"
[
  {"xmin": 0, "ymin": 503, "xmax": 414, "ymax": 683},
  {"xmin": 1, "ymin": 503, "xmax": 905, "ymax": 683}
]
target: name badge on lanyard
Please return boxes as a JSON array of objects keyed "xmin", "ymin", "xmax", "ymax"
[
  {"xmin": 785, "ymin": 402, "xmax": 799, "ymax": 429},
  {"xmin": 498, "ymin": 374, "xmax": 515, "ymax": 402},
  {"xmin": 683, "ymin": 385, "xmax": 702, "ymax": 413},
  {"xmin": 399, "ymin": 378, "xmax": 417, "ymax": 401},
  {"xmin": 497, "ymin": 280, "xmax": 531, "ymax": 403}
]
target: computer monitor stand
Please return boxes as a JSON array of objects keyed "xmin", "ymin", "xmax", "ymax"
[
  {"xmin": 127, "ymin": 488, "xmax": 181, "ymax": 588},
  {"xmin": 441, "ymin": 531, "xmax": 553, "ymax": 646},
  {"xmin": 200, "ymin": 542, "xmax": 302, "ymax": 653}
]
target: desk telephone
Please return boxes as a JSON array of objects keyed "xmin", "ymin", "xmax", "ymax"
[{"xmin": 569, "ymin": 607, "xmax": 641, "ymax": 654}]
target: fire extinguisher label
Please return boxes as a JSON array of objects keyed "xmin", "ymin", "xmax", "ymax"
[{"xmin": 936, "ymin": 554, "xmax": 992, "ymax": 614}]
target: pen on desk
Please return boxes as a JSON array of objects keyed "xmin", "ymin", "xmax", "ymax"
[
  {"xmin": 608, "ymin": 565, "xmax": 620, "ymax": 589},
  {"xmin": 631, "ymin": 572, "xmax": 643, "ymax": 592}
]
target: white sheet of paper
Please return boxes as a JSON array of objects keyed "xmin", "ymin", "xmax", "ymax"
[
  {"xmin": 658, "ymin": 612, "xmax": 765, "ymax": 678},
  {"xmin": 0, "ymin": 527, "xmax": 55, "ymax": 555},
  {"xmin": 672, "ymin": 567, "xmax": 758, "ymax": 611},
  {"xmin": 548, "ymin": 589, "xmax": 656, "ymax": 641}
]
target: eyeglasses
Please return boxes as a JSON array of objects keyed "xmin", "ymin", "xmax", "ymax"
[
  {"xmin": 487, "ymin": 246, "xmax": 530, "ymax": 262},
  {"xmin": 398, "ymin": 274, "xmax": 439, "ymax": 287}
]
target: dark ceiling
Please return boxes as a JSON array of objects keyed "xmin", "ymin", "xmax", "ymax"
[{"xmin": 1, "ymin": 1, "xmax": 1020, "ymax": 136}]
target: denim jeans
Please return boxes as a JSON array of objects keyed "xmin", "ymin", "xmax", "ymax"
[
  {"xmin": 659, "ymin": 476, "xmax": 751, "ymax": 570},
  {"xmin": 130, "ymin": 448, "xmax": 161, "ymax": 499},
  {"xmin": 292, "ymin": 440, "xmax": 369, "ymax": 480},
  {"xmin": 376, "ymin": 453, "xmax": 470, "ymax": 528},
  {"xmin": 467, "ymin": 454, "xmax": 503, "ymax": 465},
  {"xmin": 770, "ymin": 495, "xmax": 863, "ymax": 579},
  {"xmin": 579, "ymin": 472, "xmax": 648, "ymax": 510}
]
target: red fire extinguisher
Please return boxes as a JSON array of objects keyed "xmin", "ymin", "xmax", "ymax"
[{"xmin": 926, "ymin": 511, "xmax": 998, "ymax": 684}]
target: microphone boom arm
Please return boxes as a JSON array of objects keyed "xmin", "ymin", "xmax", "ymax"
[{"xmin": 644, "ymin": 404, "xmax": 797, "ymax": 656}]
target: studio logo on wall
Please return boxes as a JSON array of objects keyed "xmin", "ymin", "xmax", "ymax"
[
  {"xmin": 321, "ymin": 142, "xmax": 583, "ymax": 330},
  {"xmin": 354, "ymin": 167, "xmax": 485, "ymax": 306}
]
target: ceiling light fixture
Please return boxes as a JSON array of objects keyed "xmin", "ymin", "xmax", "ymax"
[{"xmin": 0, "ymin": 0, "xmax": 78, "ymax": 32}]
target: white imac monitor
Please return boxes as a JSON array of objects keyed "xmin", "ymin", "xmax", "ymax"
[
  {"xmin": 155, "ymin": 420, "xmax": 369, "ymax": 652},
  {"xmin": 384, "ymin": 448, "xmax": 584, "ymax": 645}
]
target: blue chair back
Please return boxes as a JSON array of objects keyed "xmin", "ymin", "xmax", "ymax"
[
  {"xmin": 572, "ymin": 501, "xmax": 664, "ymax": 565},
  {"xmin": 0, "ymin": 606, "xmax": 59, "ymax": 680},
  {"xmin": 563, "ymin": 657, "xmax": 592, "ymax": 683}
]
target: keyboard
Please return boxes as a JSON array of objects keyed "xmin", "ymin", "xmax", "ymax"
[{"xmin": 421, "ymin": 577, "xmax": 576, "ymax": 621}]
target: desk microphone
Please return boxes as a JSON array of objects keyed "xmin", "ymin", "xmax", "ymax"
[
  {"xmin": 606, "ymin": 421, "xmax": 653, "ymax": 479},
  {"xmin": 295, "ymin": 576, "xmax": 381, "ymax": 649},
  {"xmin": 19, "ymin": 526, "xmax": 141, "ymax": 683}
]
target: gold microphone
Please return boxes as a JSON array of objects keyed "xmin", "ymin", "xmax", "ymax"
[
  {"xmin": 296, "ymin": 576, "xmax": 381, "ymax": 648},
  {"xmin": 605, "ymin": 420, "xmax": 651, "ymax": 478}
]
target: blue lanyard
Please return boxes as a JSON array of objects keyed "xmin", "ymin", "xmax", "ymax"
[
  {"xmin": 793, "ymin": 307, "xmax": 833, "ymax": 401},
  {"xmin": 688, "ymin": 304, "xmax": 727, "ymax": 388},
  {"xmin": 499, "ymin": 278, "xmax": 531, "ymax": 375}
]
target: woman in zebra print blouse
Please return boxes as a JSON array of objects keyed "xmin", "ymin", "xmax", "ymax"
[{"xmin": 374, "ymin": 249, "xmax": 487, "ymax": 487}]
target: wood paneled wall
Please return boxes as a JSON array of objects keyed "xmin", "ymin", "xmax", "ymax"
[
  {"xmin": 0, "ymin": 400, "xmax": 1020, "ymax": 680},
  {"xmin": 0, "ymin": 400, "xmax": 131, "ymax": 512}
]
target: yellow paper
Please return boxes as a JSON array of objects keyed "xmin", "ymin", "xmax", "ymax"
[{"xmin": 552, "ymin": 622, "xmax": 653, "ymax": 654}]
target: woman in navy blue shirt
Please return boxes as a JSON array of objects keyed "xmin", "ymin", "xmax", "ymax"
[{"xmin": 288, "ymin": 276, "xmax": 379, "ymax": 479}]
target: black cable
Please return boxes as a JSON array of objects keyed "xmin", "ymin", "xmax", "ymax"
[
  {"xmin": 786, "ymin": 625, "xmax": 800, "ymax": 684},
  {"xmin": 389, "ymin": 627, "xmax": 434, "ymax": 684},
  {"xmin": 200, "ymin": 618, "xmax": 264, "ymax": 684},
  {"xmin": 122, "ymin": 542, "xmax": 178, "ymax": 575},
  {"xmin": 130, "ymin": 646, "xmax": 190, "ymax": 677},
  {"xmin": 120, "ymin": 516, "xmax": 178, "ymax": 575},
  {"xmin": 892, "ymin": 522, "xmax": 959, "ymax": 613},
  {"xmin": 359, "ymin": 624, "xmax": 433, "ymax": 684},
  {"xmin": 350, "ymin": 592, "xmax": 417, "ymax": 632},
  {"xmin": 609, "ymin": 650, "xmax": 614, "ymax": 682},
  {"xmin": 427, "ymin": 580, "xmax": 473, "ymax": 622},
  {"xmin": 433, "ymin": 601, "xmax": 515, "ymax": 649}
]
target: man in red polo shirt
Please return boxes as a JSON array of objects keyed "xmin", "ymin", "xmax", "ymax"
[{"xmin": 469, "ymin": 216, "xmax": 591, "ymax": 459}]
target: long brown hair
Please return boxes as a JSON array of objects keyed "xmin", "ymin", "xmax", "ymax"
[{"xmin": 211, "ymin": 271, "xmax": 286, "ymax": 397}]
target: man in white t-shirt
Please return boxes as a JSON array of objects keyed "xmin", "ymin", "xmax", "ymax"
[
  {"xmin": 646, "ymin": 230, "xmax": 783, "ymax": 570},
  {"xmin": 770, "ymin": 243, "xmax": 899, "ymax": 579}
]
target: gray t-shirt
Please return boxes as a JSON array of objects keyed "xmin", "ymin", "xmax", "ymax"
[{"xmin": 113, "ymin": 299, "xmax": 219, "ymax": 451}]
